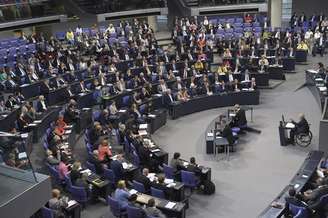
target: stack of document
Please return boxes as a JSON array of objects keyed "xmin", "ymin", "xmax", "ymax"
[
  {"xmin": 139, "ymin": 124, "xmax": 148, "ymax": 129},
  {"xmin": 119, "ymin": 109, "xmax": 127, "ymax": 113},
  {"xmin": 129, "ymin": 189, "xmax": 138, "ymax": 194},
  {"xmin": 165, "ymin": 202, "xmax": 176, "ymax": 209},
  {"xmin": 138, "ymin": 130, "xmax": 147, "ymax": 136}
]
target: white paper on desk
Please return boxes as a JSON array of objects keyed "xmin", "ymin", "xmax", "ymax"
[
  {"xmin": 154, "ymin": 94, "xmax": 162, "ymax": 97},
  {"xmin": 207, "ymin": 132, "xmax": 213, "ymax": 137},
  {"xmin": 148, "ymin": 114, "xmax": 156, "ymax": 118},
  {"xmin": 66, "ymin": 125, "xmax": 73, "ymax": 129},
  {"xmin": 65, "ymin": 130, "xmax": 72, "ymax": 134},
  {"xmin": 229, "ymin": 113, "xmax": 236, "ymax": 117},
  {"xmin": 308, "ymin": 69, "xmax": 318, "ymax": 74},
  {"xmin": 165, "ymin": 202, "xmax": 176, "ymax": 209},
  {"xmin": 82, "ymin": 108, "xmax": 91, "ymax": 111},
  {"xmin": 138, "ymin": 130, "xmax": 148, "ymax": 136},
  {"xmin": 20, "ymin": 133, "xmax": 28, "ymax": 138},
  {"xmin": 151, "ymin": 149, "xmax": 161, "ymax": 153},
  {"xmin": 28, "ymin": 123, "xmax": 37, "ymax": 127},
  {"xmin": 286, "ymin": 122, "xmax": 295, "ymax": 128},
  {"xmin": 294, "ymin": 184, "xmax": 300, "ymax": 189},
  {"xmin": 164, "ymin": 179, "xmax": 174, "ymax": 184},
  {"xmin": 122, "ymin": 162, "xmax": 129, "ymax": 169},
  {"xmin": 242, "ymin": 88, "xmax": 249, "ymax": 91},
  {"xmin": 315, "ymin": 78, "xmax": 324, "ymax": 82},
  {"xmin": 18, "ymin": 152, "xmax": 27, "ymax": 159},
  {"xmin": 119, "ymin": 109, "xmax": 127, "ymax": 113},
  {"xmin": 129, "ymin": 189, "xmax": 138, "ymax": 195},
  {"xmin": 33, "ymin": 120, "xmax": 42, "ymax": 124},
  {"xmin": 126, "ymin": 89, "xmax": 132, "ymax": 92},
  {"xmin": 319, "ymin": 87, "xmax": 327, "ymax": 92},
  {"xmin": 139, "ymin": 124, "xmax": 148, "ymax": 129},
  {"xmin": 183, "ymin": 162, "xmax": 189, "ymax": 167},
  {"xmin": 67, "ymin": 200, "xmax": 78, "ymax": 208},
  {"xmin": 80, "ymin": 169, "xmax": 91, "ymax": 175}
]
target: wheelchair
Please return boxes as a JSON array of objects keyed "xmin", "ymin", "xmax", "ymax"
[{"xmin": 295, "ymin": 130, "xmax": 313, "ymax": 147}]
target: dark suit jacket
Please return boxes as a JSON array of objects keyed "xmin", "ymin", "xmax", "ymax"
[
  {"xmin": 293, "ymin": 118, "xmax": 309, "ymax": 134},
  {"xmin": 234, "ymin": 109, "xmax": 247, "ymax": 127},
  {"xmin": 163, "ymin": 94, "xmax": 175, "ymax": 106},
  {"xmin": 134, "ymin": 174, "xmax": 151, "ymax": 192},
  {"xmin": 110, "ymin": 160, "xmax": 124, "ymax": 181},
  {"xmin": 36, "ymin": 101, "xmax": 47, "ymax": 113},
  {"xmin": 222, "ymin": 125, "xmax": 235, "ymax": 145}
]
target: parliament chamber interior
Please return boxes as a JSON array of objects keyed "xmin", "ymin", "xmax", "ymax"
[{"xmin": 1, "ymin": 0, "xmax": 328, "ymax": 218}]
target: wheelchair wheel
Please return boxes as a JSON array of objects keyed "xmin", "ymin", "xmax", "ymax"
[{"xmin": 296, "ymin": 131, "xmax": 313, "ymax": 147}]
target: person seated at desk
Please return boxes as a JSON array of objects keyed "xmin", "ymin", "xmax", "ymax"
[
  {"xmin": 109, "ymin": 154, "xmax": 124, "ymax": 181},
  {"xmin": 170, "ymin": 152, "xmax": 183, "ymax": 172},
  {"xmin": 200, "ymin": 80, "xmax": 213, "ymax": 96},
  {"xmin": 48, "ymin": 189, "xmax": 68, "ymax": 218},
  {"xmin": 217, "ymin": 63, "xmax": 228, "ymax": 76},
  {"xmin": 5, "ymin": 152, "xmax": 28, "ymax": 169},
  {"xmin": 70, "ymin": 161, "xmax": 82, "ymax": 185},
  {"xmin": 63, "ymin": 100, "xmax": 79, "ymax": 124},
  {"xmin": 36, "ymin": 95, "xmax": 48, "ymax": 113},
  {"xmin": 4, "ymin": 75, "xmax": 17, "ymax": 91},
  {"xmin": 5, "ymin": 95, "xmax": 18, "ymax": 110},
  {"xmin": 76, "ymin": 80, "xmax": 89, "ymax": 93},
  {"xmin": 144, "ymin": 198, "xmax": 167, "ymax": 218},
  {"xmin": 56, "ymin": 115, "xmax": 68, "ymax": 130},
  {"xmin": 114, "ymin": 180, "xmax": 131, "ymax": 210},
  {"xmin": 194, "ymin": 60, "xmax": 204, "ymax": 72},
  {"xmin": 58, "ymin": 156, "xmax": 69, "ymax": 180},
  {"xmin": 223, "ymin": 48, "xmax": 232, "ymax": 58},
  {"xmin": 40, "ymin": 79, "xmax": 52, "ymax": 95},
  {"xmin": 17, "ymin": 111, "xmax": 29, "ymax": 132},
  {"xmin": 187, "ymin": 157, "xmax": 202, "ymax": 175},
  {"xmin": 177, "ymin": 88, "xmax": 190, "ymax": 102},
  {"xmin": 75, "ymin": 172, "xmax": 91, "ymax": 197},
  {"xmin": 297, "ymin": 40, "xmax": 309, "ymax": 51},
  {"xmin": 140, "ymin": 87, "xmax": 151, "ymax": 101},
  {"xmin": 130, "ymin": 103, "xmax": 143, "ymax": 121},
  {"xmin": 163, "ymin": 89, "xmax": 176, "ymax": 106},
  {"xmin": 133, "ymin": 92, "xmax": 142, "ymax": 105},
  {"xmin": 157, "ymin": 79, "xmax": 168, "ymax": 94},
  {"xmin": 284, "ymin": 187, "xmax": 309, "ymax": 217},
  {"xmin": 46, "ymin": 149, "xmax": 60, "ymax": 166},
  {"xmin": 98, "ymin": 139, "xmax": 112, "ymax": 163},
  {"xmin": 15, "ymin": 91, "xmax": 25, "ymax": 104},
  {"xmin": 109, "ymin": 101, "xmax": 118, "ymax": 115},
  {"xmin": 258, "ymin": 55, "xmax": 269, "ymax": 72},
  {"xmin": 128, "ymin": 194, "xmax": 145, "ymax": 210},
  {"xmin": 231, "ymin": 104, "xmax": 247, "ymax": 129},
  {"xmin": 221, "ymin": 119, "xmax": 236, "ymax": 147},
  {"xmin": 134, "ymin": 168, "xmax": 152, "ymax": 193},
  {"xmin": 88, "ymin": 150, "xmax": 104, "ymax": 175},
  {"xmin": 289, "ymin": 113, "xmax": 310, "ymax": 145},
  {"xmin": 172, "ymin": 77, "xmax": 185, "ymax": 92},
  {"xmin": 116, "ymin": 78, "xmax": 126, "ymax": 93},
  {"xmin": 24, "ymin": 103, "xmax": 36, "ymax": 123}
]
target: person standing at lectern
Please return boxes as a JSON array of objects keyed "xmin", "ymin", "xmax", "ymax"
[{"xmin": 290, "ymin": 113, "xmax": 309, "ymax": 145}]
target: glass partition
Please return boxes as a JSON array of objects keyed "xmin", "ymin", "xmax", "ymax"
[
  {"xmin": 0, "ymin": 131, "xmax": 37, "ymax": 183},
  {"xmin": 197, "ymin": 0, "xmax": 267, "ymax": 7},
  {"xmin": 0, "ymin": 0, "xmax": 66, "ymax": 23}
]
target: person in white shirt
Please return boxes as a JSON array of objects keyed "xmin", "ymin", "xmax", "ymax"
[{"xmin": 75, "ymin": 25, "xmax": 83, "ymax": 35}]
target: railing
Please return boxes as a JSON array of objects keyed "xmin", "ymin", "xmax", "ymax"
[
  {"xmin": 75, "ymin": 0, "xmax": 166, "ymax": 14},
  {"xmin": 0, "ymin": 0, "xmax": 66, "ymax": 23},
  {"xmin": 196, "ymin": 0, "xmax": 267, "ymax": 7}
]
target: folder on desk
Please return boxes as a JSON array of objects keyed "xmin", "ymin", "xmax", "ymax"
[
  {"xmin": 165, "ymin": 202, "xmax": 176, "ymax": 209},
  {"xmin": 129, "ymin": 189, "xmax": 138, "ymax": 195},
  {"xmin": 148, "ymin": 114, "xmax": 156, "ymax": 118},
  {"xmin": 139, "ymin": 124, "xmax": 148, "ymax": 129},
  {"xmin": 67, "ymin": 200, "xmax": 78, "ymax": 208},
  {"xmin": 33, "ymin": 120, "xmax": 42, "ymax": 124},
  {"xmin": 207, "ymin": 132, "xmax": 214, "ymax": 137},
  {"xmin": 119, "ymin": 109, "xmax": 127, "ymax": 113},
  {"xmin": 18, "ymin": 152, "xmax": 27, "ymax": 159}
]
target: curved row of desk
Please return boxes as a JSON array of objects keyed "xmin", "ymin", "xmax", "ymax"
[{"xmin": 258, "ymin": 150, "xmax": 324, "ymax": 218}]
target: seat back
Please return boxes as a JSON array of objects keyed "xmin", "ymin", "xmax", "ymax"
[
  {"xmin": 71, "ymin": 186, "xmax": 88, "ymax": 203},
  {"xmin": 181, "ymin": 170, "xmax": 197, "ymax": 188},
  {"xmin": 64, "ymin": 174, "xmax": 73, "ymax": 192},
  {"xmin": 41, "ymin": 206, "xmax": 54, "ymax": 218},
  {"xmin": 127, "ymin": 205, "xmax": 144, "ymax": 218},
  {"xmin": 289, "ymin": 204, "xmax": 308, "ymax": 217},
  {"xmin": 86, "ymin": 161, "xmax": 96, "ymax": 173},
  {"xmin": 163, "ymin": 164, "xmax": 174, "ymax": 179},
  {"xmin": 132, "ymin": 180, "xmax": 146, "ymax": 193},
  {"xmin": 107, "ymin": 196, "xmax": 122, "ymax": 217},
  {"xmin": 104, "ymin": 168, "xmax": 116, "ymax": 185},
  {"xmin": 150, "ymin": 187, "xmax": 165, "ymax": 199}
]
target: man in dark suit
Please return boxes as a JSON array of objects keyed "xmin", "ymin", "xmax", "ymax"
[
  {"xmin": 110, "ymin": 154, "xmax": 124, "ymax": 182},
  {"xmin": 186, "ymin": 157, "xmax": 201, "ymax": 174},
  {"xmin": 221, "ymin": 119, "xmax": 236, "ymax": 146},
  {"xmin": 134, "ymin": 168, "xmax": 152, "ymax": 193},
  {"xmin": 284, "ymin": 188, "xmax": 309, "ymax": 217},
  {"xmin": 232, "ymin": 104, "xmax": 247, "ymax": 127},
  {"xmin": 163, "ymin": 89, "xmax": 175, "ymax": 106},
  {"xmin": 290, "ymin": 113, "xmax": 309, "ymax": 144},
  {"xmin": 36, "ymin": 95, "xmax": 47, "ymax": 113}
]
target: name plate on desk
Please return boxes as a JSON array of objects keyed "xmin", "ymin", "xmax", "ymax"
[{"xmin": 165, "ymin": 202, "xmax": 176, "ymax": 209}]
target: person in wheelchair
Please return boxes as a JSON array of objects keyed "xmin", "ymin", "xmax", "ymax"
[{"xmin": 290, "ymin": 113, "xmax": 310, "ymax": 145}]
